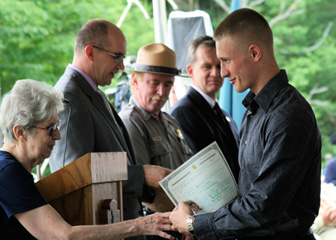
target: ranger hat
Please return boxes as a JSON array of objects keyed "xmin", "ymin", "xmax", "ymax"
[{"xmin": 133, "ymin": 43, "xmax": 180, "ymax": 76}]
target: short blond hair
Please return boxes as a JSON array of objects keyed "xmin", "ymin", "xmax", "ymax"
[{"xmin": 214, "ymin": 8, "xmax": 273, "ymax": 53}]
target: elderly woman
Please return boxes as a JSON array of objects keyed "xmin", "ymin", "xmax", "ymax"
[{"xmin": 0, "ymin": 79, "xmax": 173, "ymax": 240}]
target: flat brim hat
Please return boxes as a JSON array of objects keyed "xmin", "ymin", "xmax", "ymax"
[{"xmin": 133, "ymin": 43, "xmax": 181, "ymax": 76}]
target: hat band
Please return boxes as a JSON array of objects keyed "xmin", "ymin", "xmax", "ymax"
[{"xmin": 134, "ymin": 64, "xmax": 180, "ymax": 75}]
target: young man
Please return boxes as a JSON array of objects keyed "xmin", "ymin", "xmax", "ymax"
[{"xmin": 170, "ymin": 8, "xmax": 321, "ymax": 240}]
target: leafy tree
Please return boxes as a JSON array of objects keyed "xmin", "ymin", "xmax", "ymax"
[
  {"xmin": 0, "ymin": 0, "xmax": 155, "ymax": 177},
  {"xmin": 0, "ymin": 0, "xmax": 154, "ymax": 95}
]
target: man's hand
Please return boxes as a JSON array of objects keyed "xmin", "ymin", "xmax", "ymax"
[
  {"xmin": 143, "ymin": 165, "xmax": 172, "ymax": 189},
  {"xmin": 169, "ymin": 201, "xmax": 196, "ymax": 235}
]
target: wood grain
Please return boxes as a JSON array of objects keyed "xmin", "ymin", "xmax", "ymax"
[{"xmin": 36, "ymin": 152, "xmax": 127, "ymax": 225}]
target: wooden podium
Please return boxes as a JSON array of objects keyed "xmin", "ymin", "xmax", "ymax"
[{"xmin": 36, "ymin": 152, "xmax": 127, "ymax": 226}]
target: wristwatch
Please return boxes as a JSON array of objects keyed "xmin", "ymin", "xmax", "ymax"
[{"xmin": 187, "ymin": 215, "xmax": 195, "ymax": 234}]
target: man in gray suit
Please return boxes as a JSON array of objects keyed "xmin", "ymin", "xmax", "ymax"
[{"xmin": 49, "ymin": 19, "xmax": 172, "ymax": 239}]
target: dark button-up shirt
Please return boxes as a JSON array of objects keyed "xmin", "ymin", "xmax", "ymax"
[{"xmin": 193, "ymin": 70, "xmax": 321, "ymax": 239}]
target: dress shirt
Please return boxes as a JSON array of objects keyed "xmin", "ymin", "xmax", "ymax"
[
  {"xmin": 69, "ymin": 64, "xmax": 98, "ymax": 91},
  {"xmin": 193, "ymin": 70, "xmax": 321, "ymax": 239},
  {"xmin": 191, "ymin": 84, "xmax": 216, "ymax": 108},
  {"xmin": 192, "ymin": 84, "xmax": 233, "ymax": 124}
]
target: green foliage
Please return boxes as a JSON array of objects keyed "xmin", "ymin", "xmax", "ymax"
[{"xmin": 0, "ymin": 0, "xmax": 154, "ymax": 93}]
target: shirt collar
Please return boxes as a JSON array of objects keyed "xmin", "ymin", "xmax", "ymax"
[
  {"xmin": 68, "ymin": 64, "xmax": 98, "ymax": 91},
  {"xmin": 243, "ymin": 70, "xmax": 289, "ymax": 113},
  {"xmin": 129, "ymin": 96, "xmax": 162, "ymax": 121},
  {"xmin": 190, "ymin": 84, "xmax": 216, "ymax": 108}
]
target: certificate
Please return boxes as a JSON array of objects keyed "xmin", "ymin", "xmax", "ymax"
[{"xmin": 159, "ymin": 142, "xmax": 238, "ymax": 214}]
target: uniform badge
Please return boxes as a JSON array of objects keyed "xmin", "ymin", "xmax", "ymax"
[{"xmin": 176, "ymin": 129, "xmax": 184, "ymax": 140}]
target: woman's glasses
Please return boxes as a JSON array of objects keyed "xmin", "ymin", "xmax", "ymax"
[{"xmin": 31, "ymin": 120, "xmax": 61, "ymax": 136}]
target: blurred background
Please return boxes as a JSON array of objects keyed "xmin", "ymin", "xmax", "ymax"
[{"xmin": 1, "ymin": 0, "xmax": 335, "ymax": 177}]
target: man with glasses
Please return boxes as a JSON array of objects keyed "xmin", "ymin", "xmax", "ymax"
[
  {"xmin": 49, "ymin": 19, "xmax": 172, "ymax": 239},
  {"xmin": 92, "ymin": 45, "xmax": 125, "ymax": 62}
]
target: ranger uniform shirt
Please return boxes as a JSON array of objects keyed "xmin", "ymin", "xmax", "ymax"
[{"xmin": 120, "ymin": 96, "xmax": 192, "ymax": 169}]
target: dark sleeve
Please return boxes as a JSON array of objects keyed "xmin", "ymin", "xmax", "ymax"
[
  {"xmin": 0, "ymin": 163, "xmax": 47, "ymax": 217},
  {"xmin": 223, "ymin": 111, "xmax": 240, "ymax": 146},
  {"xmin": 170, "ymin": 106, "xmax": 212, "ymax": 155},
  {"xmin": 123, "ymin": 165, "xmax": 155, "ymax": 203}
]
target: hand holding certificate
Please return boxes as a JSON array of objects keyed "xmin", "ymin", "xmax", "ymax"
[{"xmin": 159, "ymin": 142, "xmax": 238, "ymax": 214}]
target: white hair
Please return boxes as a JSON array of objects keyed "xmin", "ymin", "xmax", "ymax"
[{"xmin": 0, "ymin": 79, "xmax": 64, "ymax": 142}]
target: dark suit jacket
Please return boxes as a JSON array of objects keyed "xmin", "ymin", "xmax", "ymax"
[
  {"xmin": 169, "ymin": 87, "xmax": 240, "ymax": 182},
  {"xmin": 49, "ymin": 66, "xmax": 153, "ymax": 225}
]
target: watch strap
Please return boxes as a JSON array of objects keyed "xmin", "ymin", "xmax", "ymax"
[{"xmin": 187, "ymin": 215, "xmax": 195, "ymax": 234}]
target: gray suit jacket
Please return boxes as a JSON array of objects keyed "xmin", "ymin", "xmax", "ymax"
[{"xmin": 49, "ymin": 66, "xmax": 153, "ymax": 225}]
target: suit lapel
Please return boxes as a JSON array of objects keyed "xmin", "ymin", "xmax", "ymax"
[
  {"xmin": 188, "ymin": 88, "xmax": 226, "ymax": 135},
  {"xmin": 111, "ymin": 107, "xmax": 137, "ymax": 164},
  {"xmin": 188, "ymin": 87, "xmax": 238, "ymax": 150},
  {"xmin": 70, "ymin": 69, "xmax": 135, "ymax": 164}
]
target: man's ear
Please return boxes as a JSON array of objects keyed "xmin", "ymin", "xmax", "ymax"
[
  {"xmin": 249, "ymin": 44, "xmax": 262, "ymax": 62},
  {"xmin": 85, "ymin": 45, "xmax": 94, "ymax": 62},
  {"xmin": 132, "ymin": 72, "xmax": 138, "ymax": 89},
  {"xmin": 186, "ymin": 64, "xmax": 193, "ymax": 77}
]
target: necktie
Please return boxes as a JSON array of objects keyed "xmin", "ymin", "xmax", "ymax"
[
  {"xmin": 213, "ymin": 102, "xmax": 239, "ymax": 182},
  {"xmin": 213, "ymin": 102, "xmax": 234, "ymax": 136}
]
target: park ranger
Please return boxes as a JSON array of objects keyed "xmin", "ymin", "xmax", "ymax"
[{"xmin": 119, "ymin": 43, "xmax": 192, "ymax": 170}]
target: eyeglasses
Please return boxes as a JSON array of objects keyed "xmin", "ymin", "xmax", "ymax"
[
  {"xmin": 93, "ymin": 45, "xmax": 125, "ymax": 63},
  {"xmin": 31, "ymin": 120, "xmax": 61, "ymax": 137}
]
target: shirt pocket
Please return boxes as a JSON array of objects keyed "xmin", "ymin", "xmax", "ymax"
[
  {"xmin": 149, "ymin": 140, "xmax": 172, "ymax": 167},
  {"xmin": 181, "ymin": 138, "xmax": 193, "ymax": 156},
  {"xmin": 173, "ymin": 128, "xmax": 193, "ymax": 156}
]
